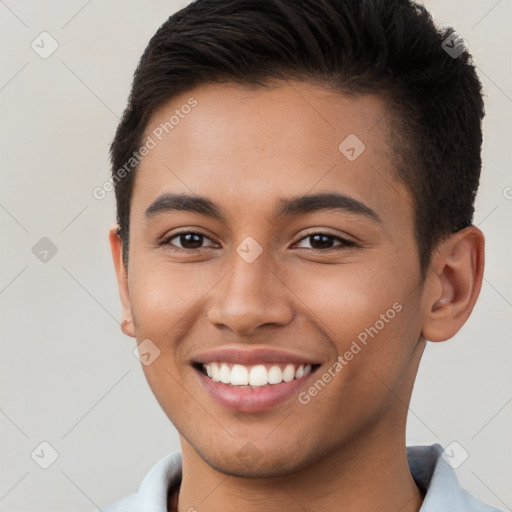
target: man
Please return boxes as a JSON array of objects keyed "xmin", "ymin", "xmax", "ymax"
[{"xmin": 104, "ymin": 0, "xmax": 501, "ymax": 510}]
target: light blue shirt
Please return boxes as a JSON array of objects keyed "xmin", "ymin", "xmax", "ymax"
[{"xmin": 102, "ymin": 443, "xmax": 503, "ymax": 511}]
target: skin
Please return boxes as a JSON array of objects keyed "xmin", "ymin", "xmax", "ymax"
[{"xmin": 109, "ymin": 80, "xmax": 484, "ymax": 512}]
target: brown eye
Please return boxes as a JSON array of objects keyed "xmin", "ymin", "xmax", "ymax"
[
  {"xmin": 294, "ymin": 233, "xmax": 356, "ymax": 251},
  {"xmin": 161, "ymin": 231, "xmax": 217, "ymax": 251}
]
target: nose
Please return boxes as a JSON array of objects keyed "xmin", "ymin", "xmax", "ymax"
[{"xmin": 206, "ymin": 248, "xmax": 295, "ymax": 336}]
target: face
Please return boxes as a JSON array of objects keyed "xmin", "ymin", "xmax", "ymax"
[{"xmin": 114, "ymin": 80, "xmax": 428, "ymax": 477}]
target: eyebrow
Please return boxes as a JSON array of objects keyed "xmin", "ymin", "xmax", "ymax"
[{"xmin": 144, "ymin": 192, "xmax": 382, "ymax": 224}]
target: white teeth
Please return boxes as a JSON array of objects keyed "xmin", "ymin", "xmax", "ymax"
[
  {"xmin": 267, "ymin": 365, "xmax": 283, "ymax": 384},
  {"xmin": 282, "ymin": 364, "xmax": 295, "ymax": 382},
  {"xmin": 219, "ymin": 363, "xmax": 231, "ymax": 384},
  {"xmin": 202, "ymin": 362, "xmax": 314, "ymax": 387},
  {"xmin": 248, "ymin": 365, "xmax": 268, "ymax": 386},
  {"xmin": 211, "ymin": 363, "xmax": 220, "ymax": 382},
  {"xmin": 231, "ymin": 364, "xmax": 249, "ymax": 385}
]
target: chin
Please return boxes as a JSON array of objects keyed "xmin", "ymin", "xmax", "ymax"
[{"xmin": 196, "ymin": 444, "xmax": 313, "ymax": 479}]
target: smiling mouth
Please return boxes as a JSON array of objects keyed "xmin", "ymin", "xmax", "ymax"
[{"xmin": 193, "ymin": 362, "xmax": 321, "ymax": 387}]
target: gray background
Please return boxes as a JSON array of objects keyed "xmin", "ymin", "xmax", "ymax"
[{"xmin": 0, "ymin": 0, "xmax": 510, "ymax": 510}]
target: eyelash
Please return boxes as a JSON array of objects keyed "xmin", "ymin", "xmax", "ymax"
[{"xmin": 159, "ymin": 230, "xmax": 357, "ymax": 253}]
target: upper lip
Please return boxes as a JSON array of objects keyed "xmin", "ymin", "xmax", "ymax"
[{"xmin": 191, "ymin": 346, "xmax": 321, "ymax": 366}]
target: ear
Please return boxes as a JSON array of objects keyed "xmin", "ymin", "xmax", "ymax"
[
  {"xmin": 109, "ymin": 225, "xmax": 136, "ymax": 338},
  {"xmin": 421, "ymin": 226, "xmax": 485, "ymax": 342}
]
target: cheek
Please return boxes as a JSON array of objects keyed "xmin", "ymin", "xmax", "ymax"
[
  {"xmin": 287, "ymin": 263, "xmax": 403, "ymax": 340},
  {"xmin": 290, "ymin": 264, "xmax": 419, "ymax": 385},
  {"xmin": 127, "ymin": 272, "xmax": 197, "ymax": 408},
  {"xmin": 128, "ymin": 260, "xmax": 207, "ymax": 334}
]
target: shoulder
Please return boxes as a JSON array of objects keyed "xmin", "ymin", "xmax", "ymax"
[
  {"xmin": 102, "ymin": 451, "xmax": 183, "ymax": 512},
  {"xmin": 407, "ymin": 443, "xmax": 503, "ymax": 512},
  {"xmin": 102, "ymin": 492, "xmax": 138, "ymax": 512}
]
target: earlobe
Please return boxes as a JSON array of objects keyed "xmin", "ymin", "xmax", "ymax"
[
  {"xmin": 108, "ymin": 225, "xmax": 136, "ymax": 338},
  {"xmin": 121, "ymin": 319, "xmax": 135, "ymax": 337},
  {"xmin": 421, "ymin": 226, "xmax": 484, "ymax": 342}
]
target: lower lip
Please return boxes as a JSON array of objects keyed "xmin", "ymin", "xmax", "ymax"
[{"xmin": 194, "ymin": 367, "xmax": 318, "ymax": 413}]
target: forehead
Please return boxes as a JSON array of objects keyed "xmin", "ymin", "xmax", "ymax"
[{"xmin": 132, "ymin": 80, "xmax": 413, "ymax": 234}]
